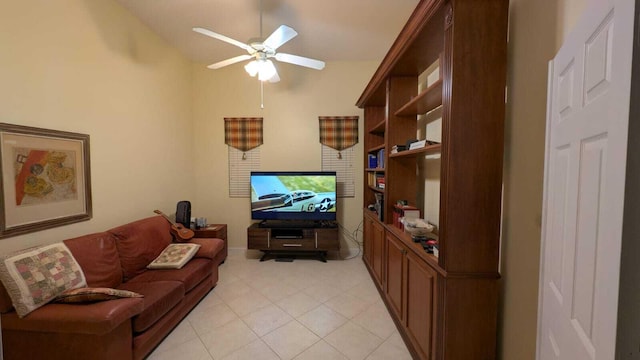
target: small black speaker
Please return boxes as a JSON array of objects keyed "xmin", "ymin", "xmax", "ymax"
[{"xmin": 176, "ymin": 201, "xmax": 191, "ymax": 228}]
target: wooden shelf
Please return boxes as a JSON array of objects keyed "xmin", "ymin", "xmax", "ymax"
[
  {"xmin": 395, "ymin": 79, "xmax": 443, "ymax": 117},
  {"xmin": 389, "ymin": 143, "xmax": 441, "ymax": 158},
  {"xmin": 369, "ymin": 119, "xmax": 386, "ymax": 134},
  {"xmin": 366, "ymin": 168, "xmax": 385, "ymax": 172},
  {"xmin": 369, "ymin": 186, "xmax": 385, "ymax": 193},
  {"xmin": 367, "ymin": 144, "xmax": 385, "ymax": 153}
]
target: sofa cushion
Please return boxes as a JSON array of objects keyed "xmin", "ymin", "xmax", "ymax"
[
  {"xmin": 190, "ymin": 237, "xmax": 225, "ymax": 260},
  {"xmin": 1, "ymin": 297, "xmax": 144, "ymax": 335},
  {"xmin": 118, "ymin": 280, "xmax": 184, "ymax": 333},
  {"xmin": 147, "ymin": 243, "xmax": 200, "ymax": 270},
  {"xmin": 64, "ymin": 232, "xmax": 123, "ymax": 289},
  {"xmin": 54, "ymin": 287, "xmax": 143, "ymax": 304},
  {"xmin": 129, "ymin": 258, "xmax": 212, "ymax": 293},
  {"xmin": 0, "ymin": 243, "xmax": 87, "ymax": 317},
  {"xmin": 109, "ymin": 216, "xmax": 172, "ymax": 282}
]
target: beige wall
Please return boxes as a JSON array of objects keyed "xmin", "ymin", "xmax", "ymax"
[
  {"xmin": 191, "ymin": 61, "xmax": 376, "ymax": 253},
  {"xmin": 500, "ymin": 0, "xmax": 586, "ymax": 359},
  {"xmin": 0, "ymin": 0, "xmax": 194, "ymax": 254}
]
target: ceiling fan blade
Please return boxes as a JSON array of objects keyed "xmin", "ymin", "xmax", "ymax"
[
  {"xmin": 193, "ymin": 27, "xmax": 252, "ymax": 52},
  {"xmin": 207, "ymin": 55, "xmax": 252, "ymax": 70},
  {"xmin": 263, "ymin": 25, "xmax": 298, "ymax": 50},
  {"xmin": 275, "ymin": 53, "xmax": 325, "ymax": 70}
]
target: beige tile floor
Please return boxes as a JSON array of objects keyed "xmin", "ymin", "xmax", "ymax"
[{"xmin": 148, "ymin": 249, "xmax": 413, "ymax": 360}]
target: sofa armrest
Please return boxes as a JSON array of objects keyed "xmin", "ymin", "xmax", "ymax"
[
  {"xmin": 189, "ymin": 237, "xmax": 224, "ymax": 260},
  {"xmin": 1, "ymin": 297, "xmax": 144, "ymax": 336}
]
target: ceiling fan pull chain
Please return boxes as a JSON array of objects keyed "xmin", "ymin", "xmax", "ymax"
[{"xmin": 261, "ymin": 80, "xmax": 264, "ymax": 109}]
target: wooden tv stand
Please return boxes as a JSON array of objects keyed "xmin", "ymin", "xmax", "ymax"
[{"xmin": 247, "ymin": 222, "xmax": 339, "ymax": 262}]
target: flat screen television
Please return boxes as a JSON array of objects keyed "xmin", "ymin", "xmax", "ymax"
[{"xmin": 250, "ymin": 171, "xmax": 337, "ymax": 221}]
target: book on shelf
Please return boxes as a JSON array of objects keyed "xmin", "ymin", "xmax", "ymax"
[
  {"xmin": 368, "ymin": 154, "xmax": 378, "ymax": 168},
  {"xmin": 377, "ymin": 148, "xmax": 385, "ymax": 168}
]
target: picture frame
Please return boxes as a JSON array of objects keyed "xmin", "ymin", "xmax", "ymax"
[{"xmin": 0, "ymin": 123, "xmax": 92, "ymax": 238}]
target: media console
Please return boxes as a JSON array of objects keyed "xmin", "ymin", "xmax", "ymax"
[{"xmin": 247, "ymin": 222, "xmax": 339, "ymax": 262}]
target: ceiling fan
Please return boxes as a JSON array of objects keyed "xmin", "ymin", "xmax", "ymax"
[{"xmin": 193, "ymin": 13, "xmax": 325, "ymax": 83}]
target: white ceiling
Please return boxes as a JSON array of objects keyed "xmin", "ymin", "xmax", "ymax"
[{"xmin": 114, "ymin": 0, "xmax": 420, "ymax": 66}]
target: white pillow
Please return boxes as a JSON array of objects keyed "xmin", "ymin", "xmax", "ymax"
[
  {"xmin": 147, "ymin": 243, "xmax": 201, "ymax": 270},
  {"xmin": 0, "ymin": 243, "xmax": 87, "ymax": 317}
]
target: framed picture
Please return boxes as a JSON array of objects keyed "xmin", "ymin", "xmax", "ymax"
[{"xmin": 0, "ymin": 123, "xmax": 92, "ymax": 238}]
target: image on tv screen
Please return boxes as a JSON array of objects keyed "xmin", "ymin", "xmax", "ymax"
[{"xmin": 250, "ymin": 172, "xmax": 336, "ymax": 217}]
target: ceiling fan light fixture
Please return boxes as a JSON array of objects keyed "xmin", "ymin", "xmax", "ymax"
[
  {"xmin": 244, "ymin": 60, "xmax": 260, "ymax": 77},
  {"xmin": 245, "ymin": 59, "xmax": 277, "ymax": 82},
  {"xmin": 257, "ymin": 60, "xmax": 277, "ymax": 81}
]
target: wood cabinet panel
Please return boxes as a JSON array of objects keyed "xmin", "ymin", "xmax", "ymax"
[
  {"xmin": 315, "ymin": 228, "xmax": 340, "ymax": 250},
  {"xmin": 385, "ymin": 233, "xmax": 405, "ymax": 321},
  {"xmin": 406, "ymin": 251, "xmax": 437, "ymax": 360},
  {"xmin": 269, "ymin": 238, "xmax": 315, "ymax": 250},
  {"xmin": 247, "ymin": 227, "xmax": 270, "ymax": 249},
  {"xmin": 371, "ymin": 217, "xmax": 385, "ymax": 286},
  {"xmin": 363, "ymin": 215, "xmax": 374, "ymax": 267}
]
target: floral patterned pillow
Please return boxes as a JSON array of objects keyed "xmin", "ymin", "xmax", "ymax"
[{"xmin": 147, "ymin": 243, "xmax": 201, "ymax": 269}]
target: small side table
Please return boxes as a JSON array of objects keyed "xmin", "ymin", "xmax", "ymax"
[{"xmin": 194, "ymin": 224, "xmax": 227, "ymax": 263}]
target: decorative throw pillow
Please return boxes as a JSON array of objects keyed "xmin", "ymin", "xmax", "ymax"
[
  {"xmin": 54, "ymin": 287, "xmax": 143, "ymax": 303},
  {"xmin": 0, "ymin": 243, "xmax": 87, "ymax": 317},
  {"xmin": 147, "ymin": 243, "xmax": 201, "ymax": 269}
]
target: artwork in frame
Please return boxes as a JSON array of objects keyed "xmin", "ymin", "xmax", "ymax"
[{"xmin": 0, "ymin": 123, "xmax": 92, "ymax": 238}]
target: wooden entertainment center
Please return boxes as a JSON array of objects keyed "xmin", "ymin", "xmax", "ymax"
[
  {"xmin": 247, "ymin": 222, "xmax": 339, "ymax": 262},
  {"xmin": 358, "ymin": 0, "xmax": 508, "ymax": 359}
]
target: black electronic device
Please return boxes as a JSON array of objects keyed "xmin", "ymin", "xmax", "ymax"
[
  {"xmin": 175, "ymin": 200, "xmax": 191, "ymax": 229},
  {"xmin": 250, "ymin": 171, "xmax": 337, "ymax": 222},
  {"xmin": 271, "ymin": 228, "xmax": 304, "ymax": 239}
]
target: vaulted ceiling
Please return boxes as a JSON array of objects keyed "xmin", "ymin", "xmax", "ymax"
[{"xmin": 114, "ymin": 0, "xmax": 419, "ymax": 66}]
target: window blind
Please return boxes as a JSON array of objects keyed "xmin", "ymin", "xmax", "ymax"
[
  {"xmin": 228, "ymin": 147, "xmax": 260, "ymax": 197},
  {"xmin": 322, "ymin": 145, "xmax": 355, "ymax": 197}
]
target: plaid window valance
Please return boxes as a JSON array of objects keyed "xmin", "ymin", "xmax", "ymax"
[
  {"xmin": 318, "ymin": 116, "xmax": 359, "ymax": 151},
  {"xmin": 224, "ymin": 117, "xmax": 263, "ymax": 152}
]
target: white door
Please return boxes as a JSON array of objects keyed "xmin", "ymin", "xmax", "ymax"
[{"xmin": 537, "ymin": 0, "xmax": 634, "ymax": 359}]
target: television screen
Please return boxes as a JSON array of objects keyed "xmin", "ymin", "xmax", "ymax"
[{"xmin": 250, "ymin": 171, "xmax": 337, "ymax": 221}]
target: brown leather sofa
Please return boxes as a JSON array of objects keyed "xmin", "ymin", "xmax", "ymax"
[{"xmin": 0, "ymin": 216, "xmax": 226, "ymax": 360}]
